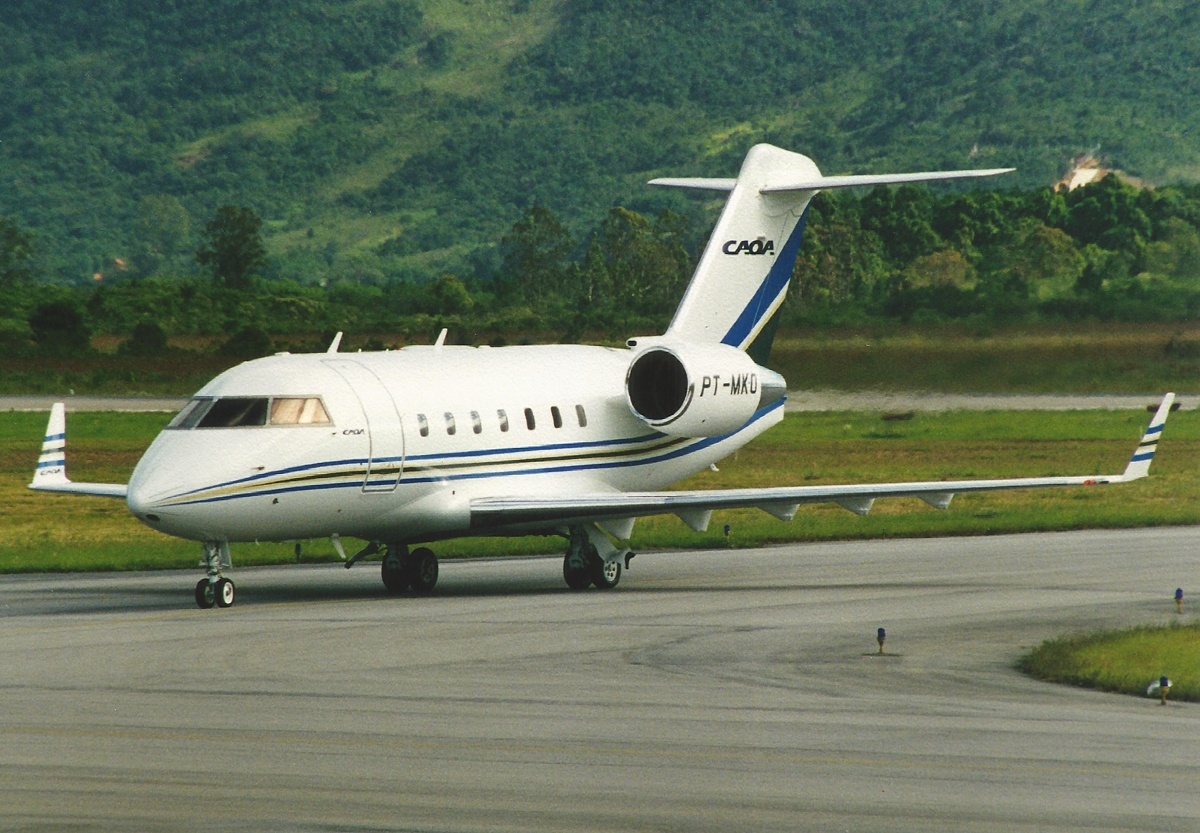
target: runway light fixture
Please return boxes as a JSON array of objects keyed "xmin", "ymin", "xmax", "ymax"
[
  {"xmin": 1175, "ymin": 588, "xmax": 1183, "ymax": 614},
  {"xmin": 1148, "ymin": 676, "xmax": 1172, "ymax": 704},
  {"xmin": 877, "ymin": 627, "xmax": 886, "ymax": 655}
]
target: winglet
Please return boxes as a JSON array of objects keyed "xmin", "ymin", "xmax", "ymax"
[
  {"xmin": 326, "ymin": 331, "xmax": 343, "ymax": 354},
  {"xmin": 1121, "ymin": 393, "xmax": 1175, "ymax": 481},
  {"xmin": 31, "ymin": 402, "xmax": 68, "ymax": 488},
  {"xmin": 28, "ymin": 403, "xmax": 128, "ymax": 498}
]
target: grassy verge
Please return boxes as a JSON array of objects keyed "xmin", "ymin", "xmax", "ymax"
[
  {"xmin": 1, "ymin": 408, "xmax": 1197, "ymax": 572},
  {"xmin": 1018, "ymin": 624, "xmax": 1200, "ymax": 701},
  {"xmin": 767, "ymin": 322, "xmax": 1200, "ymax": 394}
]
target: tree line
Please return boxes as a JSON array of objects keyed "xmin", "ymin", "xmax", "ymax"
[{"xmin": 2, "ymin": 173, "xmax": 1200, "ymax": 358}]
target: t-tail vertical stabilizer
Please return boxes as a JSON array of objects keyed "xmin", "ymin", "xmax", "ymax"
[
  {"xmin": 652, "ymin": 144, "xmax": 1014, "ymax": 354},
  {"xmin": 657, "ymin": 144, "xmax": 819, "ymax": 351}
]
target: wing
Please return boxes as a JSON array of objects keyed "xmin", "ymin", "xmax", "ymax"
[
  {"xmin": 471, "ymin": 394, "xmax": 1174, "ymax": 534},
  {"xmin": 28, "ymin": 402, "xmax": 129, "ymax": 498}
]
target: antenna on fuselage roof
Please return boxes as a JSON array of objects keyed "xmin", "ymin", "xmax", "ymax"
[
  {"xmin": 434, "ymin": 328, "xmax": 448, "ymax": 347},
  {"xmin": 326, "ymin": 332, "xmax": 343, "ymax": 354}
]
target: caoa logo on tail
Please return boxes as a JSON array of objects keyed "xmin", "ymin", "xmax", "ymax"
[{"xmin": 722, "ymin": 238, "xmax": 775, "ymax": 255}]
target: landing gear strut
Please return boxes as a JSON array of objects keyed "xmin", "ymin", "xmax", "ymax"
[
  {"xmin": 195, "ymin": 541, "xmax": 234, "ymax": 609},
  {"xmin": 563, "ymin": 525, "xmax": 626, "ymax": 590},
  {"xmin": 381, "ymin": 544, "xmax": 439, "ymax": 594}
]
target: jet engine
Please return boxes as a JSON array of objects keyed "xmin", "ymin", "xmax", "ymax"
[{"xmin": 624, "ymin": 342, "xmax": 785, "ymax": 437}]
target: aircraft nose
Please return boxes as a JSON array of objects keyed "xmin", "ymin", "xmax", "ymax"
[
  {"xmin": 126, "ymin": 465, "xmax": 163, "ymax": 522},
  {"xmin": 126, "ymin": 445, "xmax": 180, "ymax": 526}
]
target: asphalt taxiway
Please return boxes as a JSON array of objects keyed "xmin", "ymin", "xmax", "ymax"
[{"xmin": 2, "ymin": 527, "xmax": 1199, "ymax": 831}]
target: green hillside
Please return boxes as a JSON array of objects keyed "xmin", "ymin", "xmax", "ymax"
[{"xmin": 3, "ymin": 0, "xmax": 1200, "ymax": 285}]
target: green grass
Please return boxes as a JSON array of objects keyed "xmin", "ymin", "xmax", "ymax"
[
  {"xmin": 1018, "ymin": 624, "xmax": 1200, "ymax": 701},
  {"xmin": 2, "ymin": 407, "xmax": 1197, "ymax": 572}
]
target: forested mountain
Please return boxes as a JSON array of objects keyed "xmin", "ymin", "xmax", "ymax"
[{"xmin": 3, "ymin": 0, "xmax": 1200, "ymax": 288}]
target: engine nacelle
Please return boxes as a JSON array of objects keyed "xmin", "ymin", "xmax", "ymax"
[{"xmin": 625, "ymin": 342, "xmax": 783, "ymax": 437}]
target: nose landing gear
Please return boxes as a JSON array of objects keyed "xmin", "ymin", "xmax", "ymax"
[{"xmin": 195, "ymin": 541, "xmax": 234, "ymax": 609}]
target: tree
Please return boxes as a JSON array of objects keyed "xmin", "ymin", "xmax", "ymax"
[
  {"xmin": 28, "ymin": 300, "xmax": 90, "ymax": 353},
  {"xmin": 196, "ymin": 206, "xmax": 268, "ymax": 290},
  {"xmin": 598, "ymin": 207, "xmax": 691, "ymax": 313},
  {"xmin": 1006, "ymin": 225, "xmax": 1085, "ymax": 301},
  {"xmin": 860, "ymin": 185, "xmax": 942, "ymax": 266},
  {"xmin": 498, "ymin": 206, "xmax": 574, "ymax": 306},
  {"xmin": 431, "ymin": 274, "xmax": 473, "ymax": 315},
  {"xmin": 131, "ymin": 195, "xmax": 192, "ymax": 278},
  {"xmin": 0, "ymin": 216, "xmax": 36, "ymax": 286},
  {"xmin": 121, "ymin": 321, "xmax": 170, "ymax": 356}
]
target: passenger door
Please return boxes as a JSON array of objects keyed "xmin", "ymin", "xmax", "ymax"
[{"xmin": 322, "ymin": 360, "xmax": 404, "ymax": 492}]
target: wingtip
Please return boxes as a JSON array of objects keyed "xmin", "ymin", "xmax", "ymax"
[{"xmin": 1121, "ymin": 393, "xmax": 1175, "ymax": 480}]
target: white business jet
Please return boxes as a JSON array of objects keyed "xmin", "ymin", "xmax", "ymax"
[{"xmin": 30, "ymin": 144, "xmax": 1175, "ymax": 608}]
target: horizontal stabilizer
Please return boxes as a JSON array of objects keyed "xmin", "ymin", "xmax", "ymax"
[
  {"xmin": 648, "ymin": 177, "xmax": 737, "ymax": 192},
  {"xmin": 650, "ymin": 169, "xmax": 1013, "ymax": 195},
  {"xmin": 760, "ymin": 168, "xmax": 1014, "ymax": 193}
]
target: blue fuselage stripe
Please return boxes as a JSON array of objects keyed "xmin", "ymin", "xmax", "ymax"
[
  {"xmin": 721, "ymin": 206, "xmax": 809, "ymax": 348},
  {"xmin": 162, "ymin": 400, "xmax": 785, "ymax": 507}
]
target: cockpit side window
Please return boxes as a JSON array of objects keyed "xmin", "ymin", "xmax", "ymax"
[
  {"xmin": 196, "ymin": 397, "xmax": 269, "ymax": 428},
  {"xmin": 270, "ymin": 397, "xmax": 331, "ymax": 425},
  {"xmin": 167, "ymin": 397, "xmax": 213, "ymax": 429}
]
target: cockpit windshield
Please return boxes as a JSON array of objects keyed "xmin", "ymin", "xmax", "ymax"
[
  {"xmin": 270, "ymin": 397, "xmax": 330, "ymax": 425},
  {"xmin": 198, "ymin": 398, "xmax": 268, "ymax": 428},
  {"xmin": 167, "ymin": 396, "xmax": 330, "ymax": 429}
]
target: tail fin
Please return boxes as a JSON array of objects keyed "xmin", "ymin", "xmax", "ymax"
[{"xmin": 654, "ymin": 144, "xmax": 1013, "ymax": 353}]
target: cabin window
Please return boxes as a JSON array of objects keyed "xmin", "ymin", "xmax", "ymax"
[
  {"xmin": 417, "ymin": 414, "xmax": 429, "ymax": 437},
  {"xmin": 196, "ymin": 397, "xmax": 268, "ymax": 428},
  {"xmin": 270, "ymin": 397, "xmax": 330, "ymax": 425},
  {"xmin": 445, "ymin": 412, "xmax": 456, "ymax": 435},
  {"xmin": 497, "ymin": 409, "xmax": 509, "ymax": 432},
  {"xmin": 167, "ymin": 397, "xmax": 213, "ymax": 429},
  {"xmin": 471, "ymin": 411, "xmax": 482, "ymax": 434},
  {"xmin": 551, "ymin": 406, "xmax": 563, "ymax": 428},
  {"xmin": 524, "ymin": 408, "xmax": 536, "ymax": 430},
  {"xmin": 575, "ymin": 404, "xmax": 587, "ymax": 428}
]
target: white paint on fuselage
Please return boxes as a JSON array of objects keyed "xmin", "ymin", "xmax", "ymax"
[{"xmin": 127, "ymin": 344, "xmax": 783, "ymax": 545}]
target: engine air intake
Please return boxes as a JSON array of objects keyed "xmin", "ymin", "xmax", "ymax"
[{"xmin": 627, "ymin": 349, "xmax": 689, "ymax": 422}]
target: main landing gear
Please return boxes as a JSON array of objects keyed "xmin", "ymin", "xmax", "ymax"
[
  {"xmin": 380, "ymin": 544, "xmax": 439, "ymax": 594},
  {"xmin": 563, "ymin": 525, "xmax": 629, "ymax": 591},
  {"xmin": 195, "ymin": 541, "xmax": 235, "ymax": 609}
]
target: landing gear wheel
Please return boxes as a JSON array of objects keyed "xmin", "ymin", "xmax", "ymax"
[
  {"xmin": 563, "ymin": 547, "xmax": 595, "ymax": 590},
  {"xmin": 215, "ymin": 577, "xmax": 235, "ymax": 608},
  {"xmin": 195, "ymin": 579, "xmax": 216, "ymax": 609},
  {"xmin": 593, "ymin": 557, "xmax": 621, "ymax": 590},
  {"xmin": 408, "ymin": 547, "xmax": 439, "ymax": 594},
  {"xmin": 381, "ymin": 548, "xmax": 409, "ymax": 594}
]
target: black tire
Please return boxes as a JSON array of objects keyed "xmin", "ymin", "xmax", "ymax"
[
  {"xmin": 563, "ymin": 548, "xmax": 594, "ymax": 590},
  {"xmin": 381, "ymin": 549, "xmax": 408, "ymax": 594},
  {"xmin": 215, "ymin": 577, "xmax": 235, "ymax": 608},
  {"xmin": 195, "ymin": 579, "xmax": 216, "ymax": 609},
  {"xmin": 408, "ymin": 547, "xmax": 438, "ymax": 593},
  {"xmin": 592, "ymin": 557, "xmax": 621, "ymax": 590}
]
